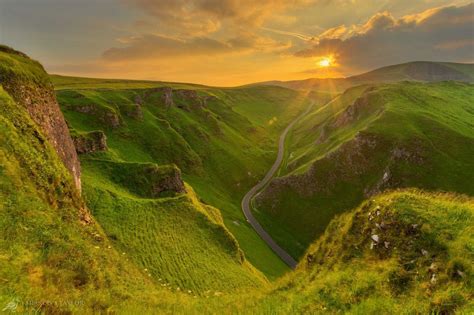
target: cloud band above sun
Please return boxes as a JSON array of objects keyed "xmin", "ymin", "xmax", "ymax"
[{"xmin": 1, "ymin": 0, "xmax": 472, "ymax": 86}]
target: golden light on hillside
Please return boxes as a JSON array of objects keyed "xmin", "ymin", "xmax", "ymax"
[{"xmin": 316, "ymin": 55, "xmax": 335, "ymax": 68}]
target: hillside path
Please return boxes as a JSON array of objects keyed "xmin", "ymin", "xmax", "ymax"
[{"xmin": 241, "ymin": 101, "xmax": 315, "ymax": 269}]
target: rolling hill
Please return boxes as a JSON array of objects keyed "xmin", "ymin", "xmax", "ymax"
[
  {"xmin": 259, "ymin": 61, "xmax": 474, "ymax": 92},
  {"xmin": 255, "ymin": 81, "xmax": 474, "ymax": 258},
  {"xmin": 213, "ymin": 190, "xmax": 473, "ymax": 314},
  {"xmin": 1, "ymin": 45, "xmax": 473, "ymax": 314},
  {"xmin": 52, "ymin": 73, "xmax": 329, "ymax": 278},
  {"xmin": 0, "ymin": 45, "xmax": 268, "ymax": 311}
]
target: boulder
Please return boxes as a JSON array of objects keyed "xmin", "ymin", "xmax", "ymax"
[
  {"xmin": 147, "ymin": 165, "xmax": 186, "ymax": 197},
  {"xmin": 72, "ymin": 131, "xmax": 108, "ymax": 154}
]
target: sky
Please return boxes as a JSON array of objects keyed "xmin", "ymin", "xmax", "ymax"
[{"xmin": 0, "ymin": 0, "xmax": 472, "ymax": 86}]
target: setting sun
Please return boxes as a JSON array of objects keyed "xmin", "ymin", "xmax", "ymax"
[{"xmin": 317, "ymin": 56, "xmax": 334, "ymax": 68}]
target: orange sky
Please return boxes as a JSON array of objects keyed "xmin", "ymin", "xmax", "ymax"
[{"xmin": 0, "ymin": 0, "xmax": 472, "ymax": 86}]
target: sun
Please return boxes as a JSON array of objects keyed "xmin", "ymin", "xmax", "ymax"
[
  {"xmin": 317, "ymin": 56, "xmax": 335, "ymax": 68},
  {"xmin": 319, "ymin": 58, "xmax": 331, "ymax": 67}
]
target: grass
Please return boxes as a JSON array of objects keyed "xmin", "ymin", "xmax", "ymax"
[
  {"xmin": 118, "ymin": 190, "xmax": 474, "ymax": 314},
  {"xmin": 54, "ymin": 76, "xmax": 319, "ymax": 278},
  {"xmin": 83, "ymin": 174, "xmax": 267, "ymax": 292},
  {"xmin": 255, "ymin": 81, "xmax": 474, "ymax": 258},
  {"xmin": 0, "ymin": 47, "xmax": 263, "ymax": 312},
  {"xmin": 2, "ymin": 46, "xmax": 472, "ymax": 313},
  {"xmin": 0, "ymin": 84, "xmax": 166, "ymax": 313}
]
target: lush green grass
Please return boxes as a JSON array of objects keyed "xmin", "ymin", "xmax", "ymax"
[
  {"xmin": 82, "ymin": 165, "xmax": 266, "ymax": 292},
  {"xmin": 54, "ymin": 77, "xmax": 318, "ymax": 277},
  {"xmin": 0, "ymin": 45, "xmax": 50, "ymax": 87},
  {"xmin": 0, "ymin": 45, "xmax": 266, "ymax": 312},
  {"xmin": 119, "ymin": 190, "xmax": 474, "ymax": 314},
  {"xmin": 0, "ymin": 84, "xmax": 171, "ymax": 313},
  {"xmin": 255, "ymin": 81, "xmax": 474, "ymax": 258},
  {"xmin": 241, "ymin": 190, "xmax": 474, "ymax": 314},
  {"xmin": 3, "ymin": 46, "xmax": 472, "ymax": 313}
]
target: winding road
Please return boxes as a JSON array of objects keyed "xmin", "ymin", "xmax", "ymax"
[{"xmin": 241, "ymin": 101, "xmax": 315, "ymax": 269}]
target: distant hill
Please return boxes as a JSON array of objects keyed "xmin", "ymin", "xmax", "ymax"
[{"xmin": 258, "ymin": 61, "xmax": 474, "ymax": 92}]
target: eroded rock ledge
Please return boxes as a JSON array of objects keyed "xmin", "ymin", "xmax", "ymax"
[{"xmin": 72, "ymin": 131, "xmax": 108, "ymax": 154}]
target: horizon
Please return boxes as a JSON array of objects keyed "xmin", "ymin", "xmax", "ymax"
[
  {"xmin": 46, "ymin": 59, "xmax": 474, "ymax": 88},
  {"xmin": 0, "ymin": 0, "xmax": 472, "ymax": 86},
  {"xmin": 1, "ymin": 2, "xmax": 474, "ymax": 313}
]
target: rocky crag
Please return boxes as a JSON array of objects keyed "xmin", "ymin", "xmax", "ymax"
[{"xmin": 0, "ymin": 45, "xmax": 81, "ymax": 191}]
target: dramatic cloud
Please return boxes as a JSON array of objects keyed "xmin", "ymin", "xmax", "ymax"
[
  {"xmin": 123, "ymin": 0, "xmax": 313, "ymax": 34},
  {"xmin": 103, "ymin": 32, "xmax": 291, "ymax": 61},
  {"xmin": 103, "ymin": 35, "xmax": 230, "ymax": 60},
  {"xmin": 295, "ymin": 3, "xmax": 474, "ymax": 72},
  {"xmin": 4, "ymin": 0, "xmax": 471, "ymax": 85}
]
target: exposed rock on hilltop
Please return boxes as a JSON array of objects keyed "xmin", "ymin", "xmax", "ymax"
[
  {"xmin": 83, "ymin": 160, "xmax": 186, "ymax": 198},
  {"xmin": 146, "ymin": 164, "xmax": 186, "ymax": 197},
  {"xmin": 333, "ymin": 88, "xmax": 382, "ymax": 128},
  {"xmin": 72, "ymin": 130, "xmax": 108, "ymax": 154},
  {"xmin": 143, "ymin": 86, "xmax": 212, "ymax": 110},
  {"xmin": 70, "ymin": 104, "xmax": 122, "ymax": 128},
  {"xmin": 288, "ymin": 190, "xmax": 474, "ymax": 314},
  {"xmin": 0, "ymin": 45, "xmax": 81, "ymax": 190}
]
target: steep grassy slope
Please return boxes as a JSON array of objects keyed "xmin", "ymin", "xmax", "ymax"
[
  {"xmin": 123, "ymin": 190, "xmax": 473, "ymax": 314},
  {"xmin": 208, "ymin": 190, "xmax": 473, "ymax": 314},
  {"xmin": 255, "ymin": 81, "xmax": 474, "ymax": 258},
  {"xmin": 54, "ymin": 77, "xmax": 320, "ymax": 277},
  {"xmin": 0, "ymin": 45, "xmax": 267, "ymax": 312},
  {"xmin": 259, "ymin": 61, "xmax": 474, "ymax": 92},
  {"xmin": 0, "ymin": 48, "xmax": 167, "ymax": 313},
  {"xmin": 80, "ymin": 158, "xmax": 266, "ymax": 292}
]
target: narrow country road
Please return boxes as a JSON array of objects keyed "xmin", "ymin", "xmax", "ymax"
[{"xmin": 241, "ymin": 101, "xmax": 315, "ymax": 269}]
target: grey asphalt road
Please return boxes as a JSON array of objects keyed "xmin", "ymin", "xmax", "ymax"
[{"xmin": 241, "ymin": 102, "xmax": 315, "ymax": 269}]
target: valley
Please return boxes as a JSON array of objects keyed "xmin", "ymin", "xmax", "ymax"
[
  {"xmin": 52, "ymin": 74, "xmax": 323, "ymax": 279},
  {"xmin": 0, "ymin": 44, "xmax": 473, "ymax": 314}
]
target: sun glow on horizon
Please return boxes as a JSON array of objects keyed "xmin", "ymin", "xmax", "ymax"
[{"xmin": 317, "ymin": 55, "xmax": 336, "ymax": 68}]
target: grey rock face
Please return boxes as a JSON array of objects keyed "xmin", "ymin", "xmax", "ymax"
[
  {"xmin": 72, "ymin": 131, "xmax": 108, "ymax": 154},
  {"xmin": 1, "ymin": 72, "xmax": 82, "ymax": 191}
]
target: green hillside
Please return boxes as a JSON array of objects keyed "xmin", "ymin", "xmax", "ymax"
[
  {"xmin": 351, "ymin": 61, "xmax": 474, "ymax": 83},
  {"xmin": 255, "ymin": 81, "xmax": 474, "ymax": 258},
  {"xmin": 0, "ymin": 47, "xmax": 166, "ymax": 312},
  {"xmin": 0, "ymin": 45, "xmax": 266, "ymax": 312},
  {"xmin": 211, "ymin": 190, "xmax": 473, "ymax": 314},
  {"xmin": 1, "ymin": 45, "xmax": 473, "ymax": 314},
  {"xmin": 54, "ymin": 75, "xmax": 322, "ymax": 278},
  {"xmin": 121, "ymin": 190, "xmax": 474, "ymax": 314}
]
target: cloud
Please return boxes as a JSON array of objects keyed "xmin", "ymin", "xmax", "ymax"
[
  {"xmin": 122, "ymin": 0, "xmax": 313, "ymax": 35},
  {"xmin": 103, "ymin": 35, "xmax": 230, "ymax": 60},
  {"xmin": 294, "ymin": 3, "xmax": 474, "ymax": 71},
  {"xmin": 102, "ymin": 32, "xmax": 291, "ymax": 61}
]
